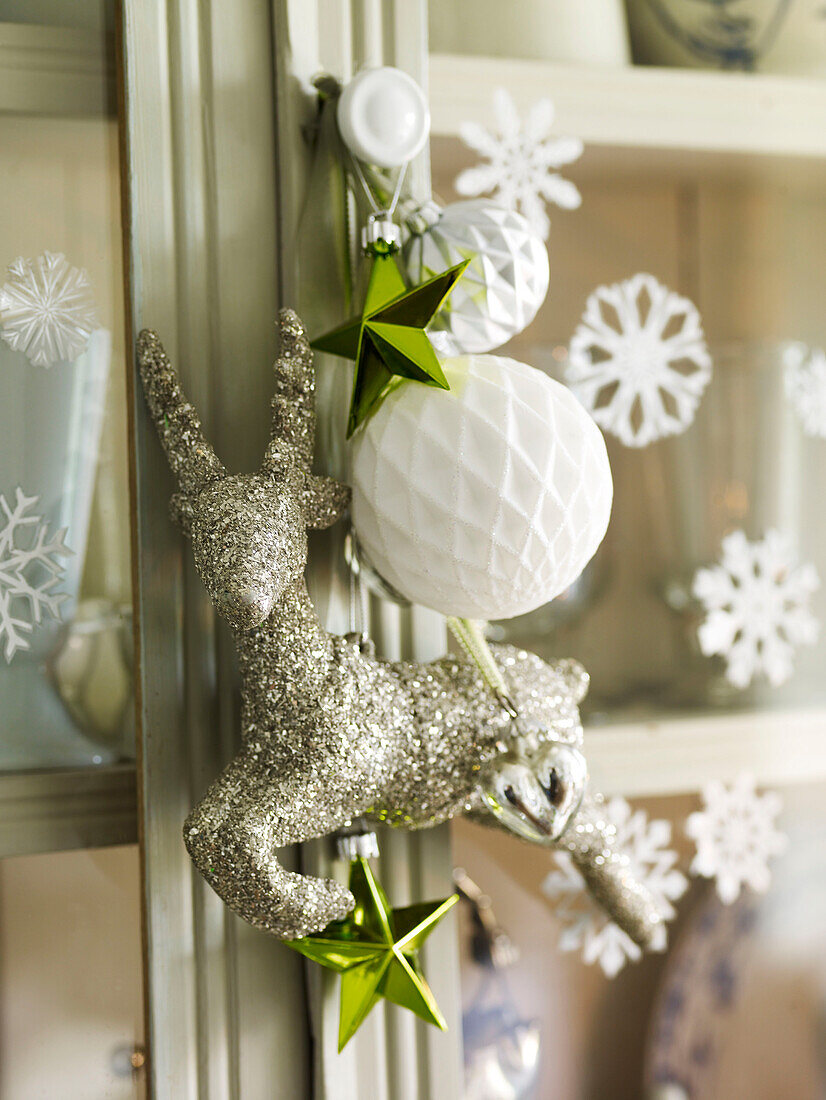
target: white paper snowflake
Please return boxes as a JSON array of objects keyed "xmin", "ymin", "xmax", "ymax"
[
  {"xmin": 542, "ymin": 798, "xmax": 687, "ymax": 978},
  {"xmin": 0, "ymin": 251, "xmax": 97, "ymax": 367},
  {"xmin": 565, "ymin": 273, "xmax": 712, "ymax": 448},
  {"xmin": 455, "ymin": 88, "xmax": 583, "ymax": 240},
  {"xmin": 686, "ymin": 774, "xmax": 786, "ymax": 905},
  {"xmin": 784, "ymin": 342, "xmax": 826, "ymax": 438},
  {"xmin": 0, "ymin": 487, "xmax": 72, "ymax": 663},
  {"xmin": 693, "ymin": 529, "xmax": 819, "ymax": 689}
]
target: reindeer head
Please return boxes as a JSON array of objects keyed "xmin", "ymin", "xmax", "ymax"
[{"xmin": 137, "ymin": 310, "xmax": 350, "ymax": 632}]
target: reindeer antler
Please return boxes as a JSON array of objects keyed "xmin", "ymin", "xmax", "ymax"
[
  {"xmin": 263, "ymin": 310, "xmax": 351, "ymax": 530},
  {"xmin": 137, "ymin": 330, "xmax": 226, "ymax": 499},
  {"xmin": 262, "ymin": 309, "xmax": 316, "ymax": 474}
]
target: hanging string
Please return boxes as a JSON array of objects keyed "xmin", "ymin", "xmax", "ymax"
[
  {"xmin": 447, "ymin": 617, "xmax": 518, "ymax": 719},
  {"xmin": 342, "ymin": 539, "xmax": 379, "ymax": 860},
  {"xmin": 344, "ymin": 147, "xmax": 517, "ymax": 723},
  {"xmin": 385, "ymin": 160, "xmax": 408, "ymax": 219},
  {"xmin": 349, "ymin": 154, "xmax": 409, "ymax": 225},
  {"xmin": 345, "ymin": 543, "xmax": 518, "ymax": 718},
  {"xmin": 297, "ymin": 80, "xmax": 355, "ymax": 314}
]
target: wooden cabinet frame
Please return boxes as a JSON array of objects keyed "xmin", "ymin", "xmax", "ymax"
[{"xmin": 122, "ymin": 1, "xmax": 463, "ymax": 1095}]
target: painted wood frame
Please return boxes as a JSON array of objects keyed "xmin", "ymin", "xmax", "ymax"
[
  {"xmin": 430, "ymin": 52, "xmax": 826, "ymax": 160},
  {"xmin": 0, "ymin": 22, "xmax": 114, "ymax": 117},
  {"xmin": 122, "ymin": 2, "xmax": 309, "ymax": 1096}
]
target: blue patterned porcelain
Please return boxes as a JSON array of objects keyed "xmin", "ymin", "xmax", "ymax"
[
  {"xmin": 642, "ymin": 0, "xmax": 794, "ymax": 70},
  {"xmin": 626, "ymin": 0, "xmax": 826, "ymax": 74}
]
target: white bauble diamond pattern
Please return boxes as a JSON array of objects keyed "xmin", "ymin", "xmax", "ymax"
[
  {"xmin": 404, "ymin": 200, "xmax": 550, "ymax": 355},
  {"xmin": 349, "ymin": 354, "xmax": 613, "ymax": 621}
]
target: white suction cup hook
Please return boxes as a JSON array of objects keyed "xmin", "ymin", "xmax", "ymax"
[{"xmin": 337, "ymin": 66, "xmax": 430, "ymax": 168}]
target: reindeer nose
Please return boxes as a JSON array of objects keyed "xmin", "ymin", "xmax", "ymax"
[
  {"xmin": 222, "ymin": 582, "xmax": 272, "ymax": 631},
  {"xmin": 240, "ymin": 586, "xmax": 271, "ymax": 619}
]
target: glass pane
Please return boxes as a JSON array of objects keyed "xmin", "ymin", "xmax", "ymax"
[
  {"xmin": 0, "ymin": 0, "xmax": 133, "ymax": 768},
  {"xmin": 430, "ymin": 105, "xmax": 826, "ymax": 725},
  {"xmin": 0, "ymin": 844, "xmax": 145, "ymax": 1098},
  {"xmin": 488, "ymin": 340, "xmax": 826, "ymax": 720},
  {"xmin": 454, "ymin": 783, "xmax": 826, "ymax": 1100},
  {"xmin": 432, "ymin": 5, "xmax": 826, "ymax": 1096}
]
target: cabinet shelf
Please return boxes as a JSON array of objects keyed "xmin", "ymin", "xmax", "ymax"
[
  {"xmin": 430, "ymin": 53, "xmax": 826, "ymax": 171},
  {"xmin": 0, "ymin": 763, "xmax": 137, "ymax": 858},
  {"xmin": 586, "ymin": 705, "xmax": 826, "ymax": 798},
  {"xmin": 0, "ymin": 22, "xmax": 114, "ymax": 118}
]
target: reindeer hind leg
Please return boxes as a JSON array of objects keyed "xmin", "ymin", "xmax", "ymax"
[{"xmin": 184, "ymin": 748, "xmax": 358, "ymax": 939}]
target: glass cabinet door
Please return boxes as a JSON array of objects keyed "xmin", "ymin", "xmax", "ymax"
[
  {"xmin": 0, "ymin": 0, "xmax": 133, "ymax": 771},
  {"xmin": 427, "ymin": 1, "xmax": 826, "ymax": 1097},
  {"xmin": 0, "ymin": 3, "xmax": 144, "ymax": 1097}
]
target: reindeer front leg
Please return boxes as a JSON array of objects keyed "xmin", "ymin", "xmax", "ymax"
[
  {"xmin": 184, "ymin": 747, "xmax": 367, "ymax": 939},
  {"xmin": 464, "ymin": 796, "xmax": 662, "ymax": 950}
]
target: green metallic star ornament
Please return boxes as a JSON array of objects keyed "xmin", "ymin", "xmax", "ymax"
[
  {"xmin": 312, "ymin": 251, "xmax": 469, "ymax": 436},
  {"xmin": 287, "ymin": 856, "xmax": 458, "ymax": 1050}
]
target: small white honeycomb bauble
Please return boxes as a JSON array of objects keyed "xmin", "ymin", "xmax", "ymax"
[
  {"xmin": 403, "ymin": 200, "xmax": 549, "ymax": 355},
  {"xmin": 349, "ymin": 354, "xmax": 612, "ymax": 620}
]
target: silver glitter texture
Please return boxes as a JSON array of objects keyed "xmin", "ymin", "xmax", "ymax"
[{"xmin": 137, "ymin": 309, "xmax": 661, "ymax": 947}]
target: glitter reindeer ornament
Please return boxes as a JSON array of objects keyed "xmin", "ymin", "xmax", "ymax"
[{"xmin": 137, "ymin": 309, "xmax": 662, "ymax": 949}]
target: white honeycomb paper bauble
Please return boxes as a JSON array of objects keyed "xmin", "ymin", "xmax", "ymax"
[
  {"xmin": 349, "ymin": 354, "xmax": 613, "ymax": 620},
  {"xmin": 403, "ymin": 200, "xmax": 550, "ymax": 355}
]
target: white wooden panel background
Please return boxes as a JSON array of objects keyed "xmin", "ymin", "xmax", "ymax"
[{"xmin": 273, "ymin": 3, "xmax": 464, "ymax": 1097}]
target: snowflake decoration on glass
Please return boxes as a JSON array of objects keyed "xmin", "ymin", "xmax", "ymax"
[
  {"xmin": 0, "ymin": 251, "xmax": 97, "ymax": 368},
  {"xmin": 0, "ymin": 487, "xmax": 71, "ymax": 663},
  {"xmin": 783, "ymin": 342, "xmax": 826, "ymax": 438},
  {"xmin": 565, "ymin": 273, "xmax": 712, "ymax": 448},
  {"xmin": 686, "ymin": 775, "xmax": 786, "ymax": 905},
  {"xmin": 542, "ymin": 797, "xmax": 687, "ymax": 978},
  {"xmin": 454, "ymin": 88, "xmax": 583, "ymax": 240},
  {"xmin": 693, "ymin": 529, "xmax": 819, "ymax": 689}
]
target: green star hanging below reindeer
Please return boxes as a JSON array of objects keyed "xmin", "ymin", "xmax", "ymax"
[
  {"xmin": 286, "ymin": 856, "xmax": 457, "ymax": 1050},
  {"xmin": 312, "ymin": 249, "xmax": 468, "ymax": 437}
]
